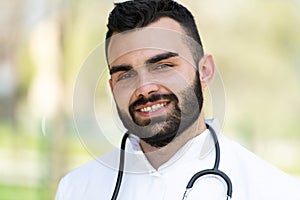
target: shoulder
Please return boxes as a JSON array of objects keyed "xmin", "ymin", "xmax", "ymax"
[
  {"xmin": 55, "ymin": 149, "xmax": 120, "ymax": 200},
  {"xmin": 220, "ymin": 134, "xmax": 293, "ymax": 178},
  {"xmin": 65, "ymin": 148, "xmax": 120, "ymax": 179},
  {"xmin": 219, "ymin": 135, "xmax": 300, "ymax": 199}
]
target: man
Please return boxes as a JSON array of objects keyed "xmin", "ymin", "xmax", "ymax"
[{"xmin": 56, "ymin": 0, "xmax": 300, "ymax": 199}]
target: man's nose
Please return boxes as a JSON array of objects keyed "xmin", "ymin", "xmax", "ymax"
[
  {"xmin": 134, "ymin": 74, "xmax": 159, "ymax": 99},
  {"xmin": 134, "ymin": 83, "xmax": 159, "ymax": 99}
]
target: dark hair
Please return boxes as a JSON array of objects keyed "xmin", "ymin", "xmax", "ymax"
[{"xmin": 105, "ymin": 0, "xmax": 204, "ymax": 64}]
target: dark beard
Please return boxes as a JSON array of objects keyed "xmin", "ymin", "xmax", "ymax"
[{"xmin": 116, "ymin": 72, "xmax": 203, "ymax": 148}]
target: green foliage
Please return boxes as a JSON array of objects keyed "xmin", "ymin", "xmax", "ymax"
[{"xmin": 0, "ymin": 183, "xmax": 54, "ymax": 200}]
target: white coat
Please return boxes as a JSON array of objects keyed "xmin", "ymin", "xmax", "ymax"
[{"xmin": 56, "ymin": 119, "xmax": 300, "ymax": 199}]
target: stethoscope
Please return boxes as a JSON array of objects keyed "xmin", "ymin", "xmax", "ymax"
[{"xmin": 110, "ymin": 123, "xmax": 233, "ymax": 200}]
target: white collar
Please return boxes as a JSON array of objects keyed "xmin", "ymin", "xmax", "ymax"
[{"xmin": 124, "ymin": 119, "xmax": 222, "ymax": 174}]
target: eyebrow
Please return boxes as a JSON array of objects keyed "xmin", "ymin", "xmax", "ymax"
[
  {"xmin": 145, "ymin": 52, "xmax": 179, "ymax": 64},
  {"xmin": 109, "ymin": 51, "xmax": 178, "ymax": 75},
  {"xmin": 109, "ymin": 64, "xmax": 133, "ymax": 75}
]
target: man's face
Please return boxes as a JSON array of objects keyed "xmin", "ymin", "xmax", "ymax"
[{"xmin": 108, "ymin": 18, "xmax": 204, "ymax": 147}]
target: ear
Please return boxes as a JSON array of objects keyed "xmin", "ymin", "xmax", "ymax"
[
  {"xmin": 198, "ymin": 54, "xmax": 215, "ymax": 88},
  {"xmin": 109, "ymin": 79, "xmax": 114, "ymax": 92}
]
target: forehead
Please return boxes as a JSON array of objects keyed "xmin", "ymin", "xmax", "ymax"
[{"xmin": 107, "ymin": 18, "xmax": 196, "ymax": 66}]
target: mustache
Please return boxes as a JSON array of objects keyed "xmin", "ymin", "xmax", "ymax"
[{"xmin": 129, "ymin": 93, "xmax": 178, "ymax": 111}]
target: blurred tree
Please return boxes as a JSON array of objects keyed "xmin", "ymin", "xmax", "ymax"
[{"xmin": 0, "ymin": 0, "xmax": 22, "ymax": 124}]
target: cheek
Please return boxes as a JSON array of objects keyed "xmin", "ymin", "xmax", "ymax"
[
  {"xmin": 156, "ymin": 70, "xmax": 195, "ymax": 93},
  {"xmin": 112, "ymin": 84, "xmax": 133, "ymax": 112},
  {"xmin": 161, "ymin": 71, "xmax": 198, "ymax": 108}
]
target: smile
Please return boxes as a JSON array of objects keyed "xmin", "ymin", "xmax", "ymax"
[{"xmin": 139, "ymin": 102, "xmax": 168, "ymax": 113}]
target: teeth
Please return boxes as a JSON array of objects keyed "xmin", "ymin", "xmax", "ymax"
[{"xmin": 140, "ymin": 102, "xmax": 167, "ymax": 113}]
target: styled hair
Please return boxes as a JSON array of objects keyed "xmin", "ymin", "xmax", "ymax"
[{"xmin": 105, "ymin": 0, "xmax": 204, "ymax": 64}]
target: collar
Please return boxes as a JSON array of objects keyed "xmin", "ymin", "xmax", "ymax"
[{"xmin": 123, "ymin": 119, "xmax": 222, "ymax": 174}]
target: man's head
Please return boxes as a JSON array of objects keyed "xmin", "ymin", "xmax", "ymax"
[
  {"xmin": 105, "ymin": 0, "xmax": 204, "ymax": 64},
  {"xmin": 106, "ymin": 0, "xmax": 215, "ymax": 148}
]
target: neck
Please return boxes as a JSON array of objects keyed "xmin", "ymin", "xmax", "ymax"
[{"xmin": 139, "ymin": 113, "xmax": 207, "ymax": 169}]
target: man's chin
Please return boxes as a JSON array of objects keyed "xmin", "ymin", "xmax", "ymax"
[
  {"xmin": 133, "ymin": 114, "xmax": 168, "ymax": 127},
  {"xmin": 140, "ymin": 130, "xmax": 178, "ymax": 148},
  {"xmin": 122, "ymin": 122, "xmax": 184, "ymax": 147},
  {"xmin": 129, "ymin": 121, "xmax": 168, "ymax": 138},
  {"xmin": 130, "ymin": 120, "xmax": 181, "ymax": 148}
]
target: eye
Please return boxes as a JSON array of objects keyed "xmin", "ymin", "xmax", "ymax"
[
  {"xmin": 118, "ymin": 70, "xmax": 136, "ymax": 81},
  {"xmin": 154, "ymin": 63, "xmax": 174, "ymax": 70}
]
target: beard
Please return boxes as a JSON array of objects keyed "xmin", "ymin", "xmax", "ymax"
[{"xmin": 116, "ymin": 72, "xmax": 203, "ymax": 148}]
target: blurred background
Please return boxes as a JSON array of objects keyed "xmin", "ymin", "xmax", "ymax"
[{"xmin": 0, "ymin": 0, "xmax": 299, "ymax": 199}]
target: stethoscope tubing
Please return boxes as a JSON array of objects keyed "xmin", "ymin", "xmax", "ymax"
[
  {"xmin": 182, "ymin": 169, "xmax": 232, "ymax": 200},
  {"xmin": 110, "ymin": 132, "xmax": 129, "ymax": 200},
  {"xmin": 111, "ymin": 124, "xmax": 232, "ymax": 200}
]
